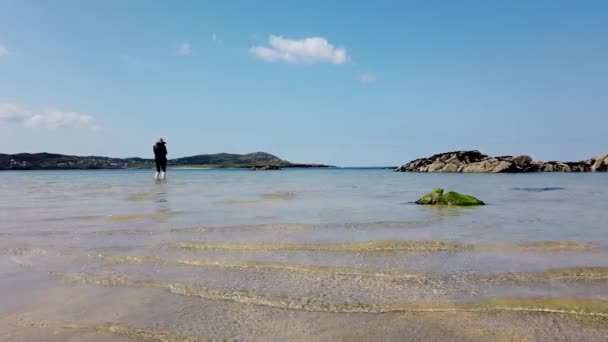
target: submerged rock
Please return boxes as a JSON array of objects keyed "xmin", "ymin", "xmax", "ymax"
[
  {"xmin": 415, "ymin": 188, "xmax": 485, "ymax": 206},
  {"xmin": 250, "ymin": 165, "xmax": 282, "ymax": 171},
  {"xmin": 511, "ymin": 187, "xmax": 565, "ymax": 192},
  {"xmin": 396, "ymin": 150, "xmax": 608, "ymax": 173}
]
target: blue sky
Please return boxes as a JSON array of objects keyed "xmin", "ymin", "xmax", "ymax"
[{"xmin": 1, "ymin": 1, "xmax": 607, "ymax": 166}]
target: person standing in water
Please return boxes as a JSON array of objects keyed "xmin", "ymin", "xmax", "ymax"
[{"xmin": 153, "ymin": 138, "xmax": 168, "ymax": 180}]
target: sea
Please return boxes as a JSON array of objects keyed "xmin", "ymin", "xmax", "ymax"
[{"xmin": 1, "ymin": 168, "xmax": 607, "ymax": 341}]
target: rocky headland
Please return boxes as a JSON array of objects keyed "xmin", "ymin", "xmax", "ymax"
[{"xmin": 397, "ymin": 150, "xmax": 608, "ymax": 173}]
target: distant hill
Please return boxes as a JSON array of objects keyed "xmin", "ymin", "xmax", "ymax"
[
  {"xmin": 170, "ymin": 152, "xmax": 287, "ymax": 167},
  {"xmin": 0, "ymin": 152, "xmax": 330, "ymax": 170}
]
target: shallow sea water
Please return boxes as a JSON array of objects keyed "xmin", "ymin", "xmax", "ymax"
[{"xmin": 1, "ymin": 169, "xmax": 608, "ymax": 341}]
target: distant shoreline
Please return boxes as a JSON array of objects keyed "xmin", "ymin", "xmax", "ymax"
[
  {"xmin": 0, "ymin": 152, "xmax": 333, "ymax": 171},
  {"xmin": 0, "ymin": 165, "xmax": 336, "ymax": 171}
]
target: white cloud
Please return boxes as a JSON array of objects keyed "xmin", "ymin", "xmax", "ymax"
[
  {"xmin": 211, "ymin": 33, "xmax": 219, "ymax": 43},
  {"xmin": 176, "ymin": 43, "xmax": 191, "ymax": 56},
  {"xmin": 0, "ymin": 103, "xmax": 99, "ymax": 130},
  {"xmin": 358, "ymin": 73, "xmax": 377, "ymax": 83},
  {"xmin": 250, "ymin": 35, "xmax": 349, "ymax": 64},
  {"xmin": 0, "ymin": 44, "xmax": 14, "ymax": 57}
]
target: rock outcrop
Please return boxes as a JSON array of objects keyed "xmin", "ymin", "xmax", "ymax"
[
  {"xmin": 396, "ymin": 151, "xmax": 608, "ymax": 173},
  {"xmin": 415, "ymin": 188, "xmax": 485, "ymax": 206}
]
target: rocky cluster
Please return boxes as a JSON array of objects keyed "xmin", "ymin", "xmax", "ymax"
[{"xmin": 397, "ymin": 151, "xmax": 608, "ymax": 173}]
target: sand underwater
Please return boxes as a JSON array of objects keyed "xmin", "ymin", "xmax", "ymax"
[{"xmin": 1, "ymin": 169, "xmax": 608, "ymax": 341}]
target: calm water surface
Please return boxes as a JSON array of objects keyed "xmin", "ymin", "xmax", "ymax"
[{"xmin": 1, "ymin": 169, "xmax": 608, "ymax": 341}]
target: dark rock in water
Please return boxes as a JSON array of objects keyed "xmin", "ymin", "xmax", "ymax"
[
  {"xmin": 415, "ymin": 188, "xmax": 485, "ymax": 206},
  {"xmin": 511, "ymin": 187, "xmax": 566, "ymax": 192},
  {"xmin": 250, "ymin": 165, "xmax": 282, "ymax": 171},
  {"xmin": 396, "ymin": 151, "xmax": 608, "ymax": 173}
]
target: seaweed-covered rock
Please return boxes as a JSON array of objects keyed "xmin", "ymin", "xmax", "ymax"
[{"xmin": 415, "ymin": 188, "xmax": 485, "ymax": 206}]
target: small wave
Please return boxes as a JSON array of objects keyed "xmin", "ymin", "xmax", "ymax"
[
  {"xmin": 467, "ymin": 241, "xmax": 600, "ymax": 253},
  {"xmin": 473, "ymin": 267, "xmax": 608, "ymax": 283},
  {"xmin": 0, "ymin": 220, "xmax": 434, "ymax": 238},
  {"xmin": 58, "ymin": 272, "xmax": 608, "ymax": 316},
  {"xmin": 213, "ymin": 191, "xmax": 297, "ymax": 205},
  {"xmin": 172, "ymin": 240, "xmax": 467, "ymax": 252},
  {"xmin": 84, "ymin": 223, "xmax": 312, "ymax": 236},
  {"xmin": 172, "ymin": 240, "xmax": 600, "ymax": 253},
  {"xmin": 103, "ymin": 255, "xmax": 608, "ymax": 285},
  {"xmin": 105, "ymin": 255, "xmax": 425, "ymax": 280}
]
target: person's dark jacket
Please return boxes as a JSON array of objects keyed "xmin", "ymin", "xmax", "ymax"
[{"xmin": 153, "ymin": 142, "xmax": 168, "ymax": 161}]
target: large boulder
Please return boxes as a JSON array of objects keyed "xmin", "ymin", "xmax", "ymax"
[
  {"xmin": 397, "ymin": 151, "xmax": 488, "ymax": 172},
  {"xmin": 510, "ymin": 155, "xmax": 536, "ymax": 171},
  {"xmin": 591, "ymin": 154, "xmax": 608, "ymax": 172},
  {"xmin": 415, "ymin": 188, "xmax": 485, "ymax": 206},
  {"xmin": 541, "ymin": 161, "xmax": 572, "ymax": 172},
  {"xmin": 459, "ymin": 158, "xmax": 518, "ymax": 173}
]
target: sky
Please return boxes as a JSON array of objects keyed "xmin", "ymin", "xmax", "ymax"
[{"xmin": 1, "ymin": 0, "xmax": 607, "ymax": 166}]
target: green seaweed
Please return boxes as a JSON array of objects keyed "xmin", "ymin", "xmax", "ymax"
[
  {"xmin": 260, "ymin": 191, "xmax": 296, "ymax": 200},
  {"xmin": 513, "ymin": 241, "xmax": 597, "ymax": 251},
  {"xmin": 415, "ymin": 188, "xmax": 485, "ymax": 206},
  {"xmin": 106, "ymin": 212, "xmax": 176, "ymax": 222},
  {"xmin": 126, "ymin": 193, "xmax": 155, "ymax": 202}
]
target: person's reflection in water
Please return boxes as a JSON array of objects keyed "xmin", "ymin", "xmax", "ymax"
[{"xmin": 154, "ymin": 181, "xmax": 171, "ymax": 214}]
